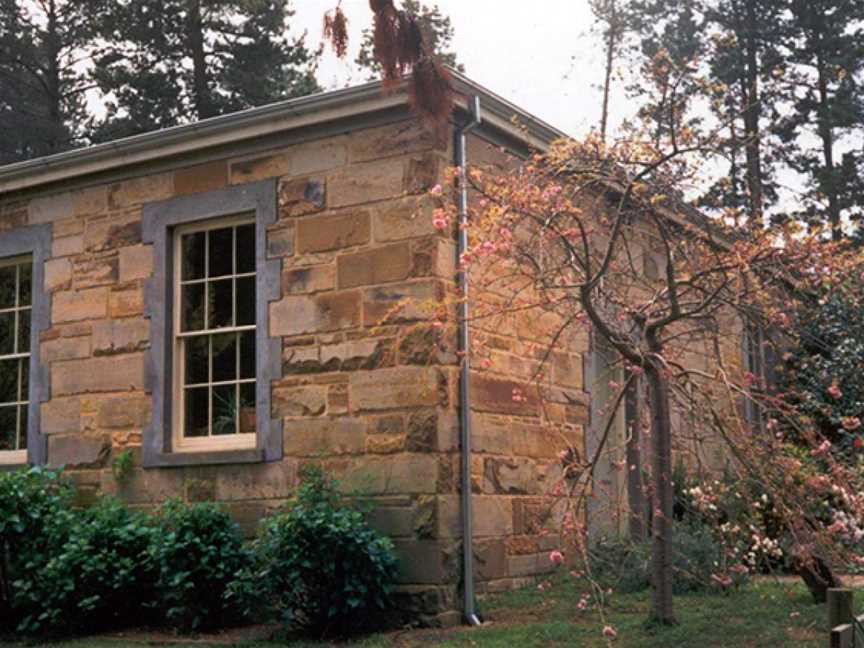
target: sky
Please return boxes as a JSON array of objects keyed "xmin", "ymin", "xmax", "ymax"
[{"xmin": 292, "ymin": 0, "xmax": 626, "ymax": 139}]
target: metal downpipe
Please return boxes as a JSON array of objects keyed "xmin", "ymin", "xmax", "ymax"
[{"xmin": 455, "ymin": 95, "xmax": 482, "ymax": 626}]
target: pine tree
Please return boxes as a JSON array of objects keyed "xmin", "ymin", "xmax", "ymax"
[
  {"xmin": 777, "ymin": 0, "xmax": 864, "ymax": 240},
  {"xmin": 699, "ymin": 0, "xmax": 786, "ymax": 227},
  {"xmin": 355, "ymin": 0, "xmax": 462, "ymax": 80},
  {"xmin": 92, "ymin": 0, "xmax": 321, "ymax": 141},
  {"xmin": 0, "ymin": 0, "xmax": 101, "ymax": 163}
]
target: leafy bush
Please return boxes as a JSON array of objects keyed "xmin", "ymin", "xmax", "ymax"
[
  {"xmin": 149, "ymin": 499, "xmax": 251, "ymax": 632},
  {"xmin": 0, "ymin": 467, "xmax": 73, "ymax": 632},
  {"xmin": 238, "ymin": 467, "xmax": 398, "ymax": 638},
  {"xmin": 12, "ymin": 497, "xmax": 156, "ymax": 635}
]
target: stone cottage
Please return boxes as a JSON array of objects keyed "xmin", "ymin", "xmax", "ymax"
[{"xmin": 0, "ymin": 72, "xmax": 735, "ymax": 625}]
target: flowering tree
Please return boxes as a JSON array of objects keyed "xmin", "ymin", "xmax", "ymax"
[{"xmin": 323, "ymin": 0, "xmax": 864, "ymax": 631}]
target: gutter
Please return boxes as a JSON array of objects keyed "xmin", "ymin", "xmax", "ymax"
[{"xmin": 455, "ymin": 95, "xmax": 483, "ymax": 627}]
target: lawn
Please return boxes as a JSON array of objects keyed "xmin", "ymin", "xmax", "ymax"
[{"xmin": 5, "ymin": 576, "xmax": 837, "ymax": 647}]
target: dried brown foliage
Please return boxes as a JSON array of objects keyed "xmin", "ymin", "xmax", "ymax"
[
  {"xmin": 323, "ymin": 4, "xmax": 349, "ymax": 59},
  {"xmin": 323, "ymin": 1, "xmax": 454, "ymax": 141}
]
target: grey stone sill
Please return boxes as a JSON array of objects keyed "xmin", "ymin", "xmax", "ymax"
[{"xmin": 144, "ymin": 448, "xmax": 265, "ymax": 468}]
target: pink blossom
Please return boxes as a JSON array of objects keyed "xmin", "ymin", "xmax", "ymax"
[
  {"xmin": 549, "ymin": 550, "xmax": 564, "ymax": 565},
  {"xmin": 827, "ymin": 519, "xmax": 848, "ymax": 535},
  {"xmin": 828, "ymin": 383, "xmax": 843, "ymax": 400},
  {"xmin": 602, "ymin": 625, "xmax": 618, "ymax": 639},
  {"xmin": 432, "ymin": 217, "xmax": 449, "ymax": 231},
  {"xmin": 811, "ymin": 440, "xmax": 832, "ymax": 456},
  {"xmin": 711, "ymin": 573, "xmax": 733, "ymax": 588},
  {"xmin": 429, "ymin": 183, "xmax": 443, "ymax": 196}
]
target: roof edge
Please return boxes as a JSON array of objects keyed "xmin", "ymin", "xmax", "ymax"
[{"xmin": 0, "ymin": 71, "xmax": 569, "ymax": 197}]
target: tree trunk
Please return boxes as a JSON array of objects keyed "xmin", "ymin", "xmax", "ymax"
[
  {"xmin": 741, "ymin": 0, "xmax": 764, "ymax": 228},
  {"xmin": 44, "ymin": 0, "xmax": 63, "ymax": 153},
  {"xmin": 626, "ymin": 372, "xmax": 646, "ymax": 542},
  {"xmin": 814, "ymin": 40, "xmax": 841, "ymax": 240},
  {"xmin": 645, "ymin": 361, "xmax": 677, "ymax": 625},
  {"xmin": 188, "ymin": 0, "xmax": 214, "ymax": 120}
]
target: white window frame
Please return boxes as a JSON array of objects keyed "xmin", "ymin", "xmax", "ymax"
[
  {"xmin": 0, "ymin": 254, "xmax": 31, "ymax": 465},
  {"xmin": 171, "ymin": 214, "xmax": 257, "ymax": 453}
]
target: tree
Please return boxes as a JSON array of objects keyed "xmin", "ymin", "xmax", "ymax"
[
  {"xmin": 775, "ymin": 0, "xmax": 864, "ymax": 240},
  {"xmin": 0, "ymin": 0, "xmax": 102, "ymax": 163},
  {"xmin": 92, "ymin": 0, "xmax": 321, "ymax": 140},
  {"xmin": 699, "ymin": 0, "xmax": 786, "ymax": 228},
  {"xmin": 355, "ymin": 0, "xmax": 462, "ymax": 80},
  {"xmin": 590, "ymin": 0, "xmax": 630, "ymax": 144}
]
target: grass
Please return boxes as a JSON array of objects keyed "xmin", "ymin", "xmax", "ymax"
[{"xmin": 3, "ymin": 577, "xmax": 836, "ymax": 647}]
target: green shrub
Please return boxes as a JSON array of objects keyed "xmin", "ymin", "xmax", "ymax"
[
  {"xmin": 12, "ymin": 497, "xmax": 156, "ymax": 636},
  {"xmin": 0, "ymin": 467, "xmax": 73, "ymax": 632},
  {"xmin": 238, "ymin": 467, "xmax": 398, "ymax": 638},
  {"xmin": 149, "ymin": 499, "xmax": 250, "ymax": 632}
]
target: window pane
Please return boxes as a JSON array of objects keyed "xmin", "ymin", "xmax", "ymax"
[
  {"xmin": 0, "ymin": 266, "xmax": 15, "ymax": 309},
  {"xmin": 208, "ymin": 279, "xmax": 233, "ymax": 329},
  {"xmin": 18, "ymin": 405, "xmax": 27, "ymax": 449},
  {"xmin": 212, "ymin": 384, "xmax": 236, "ymax": 435},
  {"xmin": 239, "ymin": 382, "xmax": 256, "ymax": 434},
  {"xmin": 236, "ymin": 277, "xmax": 255, "ymax": 326},
  {"xmin": 18, "ymin": 264, "xmax": 31, "ymax": 307},
  {"xmin": 236, "ymin": 224, "xmax": 255, "ymax": 274},
  {"xmin": 0, "ymin": 406, "xmax": 15, "ymax": 450},
  {"xmin": 184, "ymin": 387, "xmax": 209, "ymax": 437},
  {"xmin": 0, "ymin": 359, "xmax": 17, "ymax": 403},
  {"xmin": 181, "ymin": 231, "xmax": 206, "ymax": 280},
  {"xmin": 212, "ymin": 333, "xmax": 237, "ymax": 382},
  {"xmin": 0, "ymin": 312, "xmax": 14, "ymax": 355},
  {"xmin": 239, "ymin": 330, "xmax": 255, "ymax": 379},
  {"xmin": 17, "ymin": 309, "xmax": 29, "ymax": 354},
  {"xmin": 181, "ymin": 283, "xmax": 206, "ymax": 332},
  {"xmin": 18, "ymin": 358, "xmax": 27, "ymax": 402},
  {"xmin": 184, "ymin": 336, "xmax": 209, "ymax": 385},
  {"xmin": 208, "ymin": 227, "xmax": 234, "ymax": 278}
]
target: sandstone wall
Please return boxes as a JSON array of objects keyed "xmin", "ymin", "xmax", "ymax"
[{"xmin": 0, "ymin": 117, "xmax": 465, "ymax": 625}]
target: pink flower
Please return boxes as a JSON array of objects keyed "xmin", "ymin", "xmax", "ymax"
[
  {"xmin": 602, "ymin": 625, "xmax": 618, "ymax": 639},
  {"xmin": 432, "ymin": 217, "xmax": 449, "ymax": 231},
  {"xmin": 828, "ymin": 383, "xmax": 843, "ymax": 399},
  {"xmin": 429, "ymin": 183, "xmax": 443, "ymax": 196},
  {"xmin": 549, "ymin": 550, "xmax": 565, "ymax": 565},
  {"xmin": 811, "ymin": 440, "xmax": 832, "ymax": 456},
  {"xmin": 711, "ymin": 573, "xmax": 733, "ymax": 588}
]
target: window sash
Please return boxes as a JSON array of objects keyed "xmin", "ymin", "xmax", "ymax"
[
  {"xmin": 172, "ymin": 216, "xmax": 256, "ymax": 453},
  {"xmin": 0, "ymin": 255, "xmax": 31, "ymax": 461}
]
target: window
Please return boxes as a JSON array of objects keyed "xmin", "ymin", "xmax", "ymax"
[
  {"xmin": 0, "ymin": 257, "xmax": 31, "ymax": 464},
  {"xmin": 173, "ymin": 217, "xmax": 257, "ymax": 452},
  {"xmin": 142, "ymin": 179, "xmax": 281, "ymax": 467}
]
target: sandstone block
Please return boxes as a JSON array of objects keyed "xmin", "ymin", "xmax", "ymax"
[
  {"xmin": 320, "ymin": 337, "xmax": 394, "ymax": 372},
  {"xmin": 85, "ymin": 218, "xmax": 142, "ymax": 252},
  {"xmin": 96, "ymin": 393, "xmax": 150, "ymax": 429},
  {"xmin": 230, "ymin": 152, "xmax": 292, "ymax": 184},
  {"xmin": 28, "ymin": 193, "xmax": 73, "ymax": 225},
  {"xmin": 270, "ymin": 291, "xmax": 361, "ymax": 336},
  {"xmin": 473, "ymin": 496, "xmax": 514, "ymax": 537},
  {"xmin": 52, "ymin": 234, "xmax": 84, "ymax": 258},
  {"xmin": 335, "ymin": 454, "xmax": 439, "ymax": 495},
  {"xmin": 71, "ymin": 186, "xmax": 108, "ymax": 218},
  {"xmin": 472, "ymin": 374, "xmax": 540, "ymax": 418},
  {"xmin": 391, "ymin": 539, "xmax": 459, "ymax": 584},
  {"xmin": 267, "ymin": 226, "xmax": 294, "ymax": 258},
  {"xmin": 337, "ymin": 243, "xmax": 411, "ymax": 289},
  {"xmin": 552, "ymin": 351, "xmax": 583, "ymax": 389},
  {"xmin": 52, "ymin": 353, "xmax": 145, "ymax": 395},
  {"xmin": 108, "ymin": 174, "xmax": 173, "ymax": 209},
  {"xmin": 282, "ymin": 264, "xmax": 335, "ymax": 294},
  {"xmin": 350, "ymin": 367, "xmax": 440, "ymax": 411},
  {"xmin": 475, "ymin": 539, "xmax": 508, "ymax": 580},
  {"xmin": 118, "ymin": 245, "xmax": 154, "ymax": 282},
  {"xmin": 484, "ymin": 457, "xmax": 539, "ymax": 495},
  {"xmin": 48, "ymin": 433, "xmax": 110, "ymax": 469},
  {"xmin": 295, "ymin": 210, "xmax": 369, "ymax": 253},
  {"xmin": 109, "ymin": 285, "xmax": 144, "ymax": 317},
  {"xmin": 368, "ymin": 504, "xmax": 414, "ymax": 538},
  {"xmin": 53, "ymin": 287, "xmax": 108, "ymax": 323},
  {"xmin": 73, "ymin": 254, "xmax": 118, "ymax": 288},
  {"xmin": 283, "ymin": 417, "xmax": 366, "ymax": 456},
  {"xmin": 40, "ymin": 335, "xmax": 91, "ymax": 362},
  {"xmin": 328, "ymin": 159, "xmax": 405, "ymax": 208},
  {"xmin": 41, "ymin": 397, "xmax": 81, "ymax": 435},
  {"xmin": 291, "ymin": 138, "xmax": 348, "ymax": 175},
  {"xmin": 91, "ymin": 318, "xmax": 149, "ymax": 356},
  {"xmin": 279, "ymin": 177, "xmax": 326, "ymax": 216},
  {"xmin": 44, "ymin": 258, "xmax": 72, "ymax": 292},
  {"xmin": 272, "ymin": 384, "xmax": 327, "ymax": 417},
  {"xmin": 373, "ymin": 197, "xmax": 436, "ymax": 242},
  {"xmin": 174, "ymin": 161, "xmax": 228, "ymax": 195},
  {"xmin": 349, "ymin": 122, "xmax": 437, "ymax": 163},
  {"xmin": 362, "ymin": 280, "xmax": 444, "ymax": 326},
  {"xmin": 404, "ymin": 154, "xmax": 441, "ymax": 194},
  {"xmin": 216, "ymin": 460, "xmax": 296, "ymax": 501}
]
